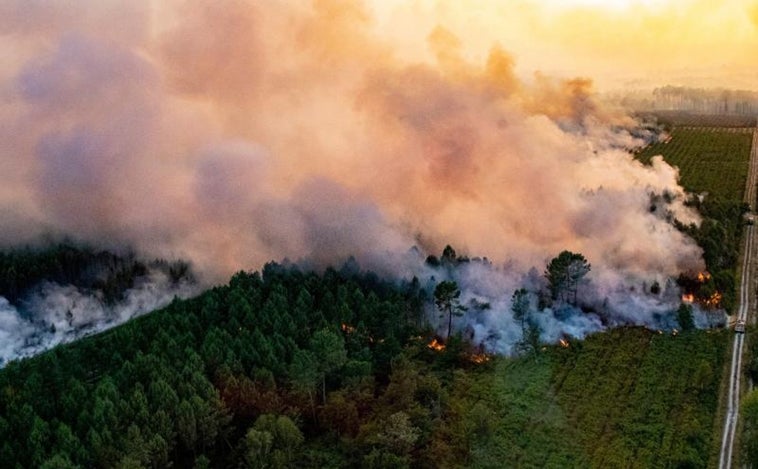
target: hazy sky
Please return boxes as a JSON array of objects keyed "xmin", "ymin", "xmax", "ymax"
[
  {"xmin": 368, "ymin": 0, "xmax": 758, "ymax": 90},
  {"xmin": 0, "ymin": 0, "xmax": 730, "ymax": 281}
]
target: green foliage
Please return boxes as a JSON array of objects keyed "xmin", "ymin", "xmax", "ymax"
[
  {"xmin": 376, "ymin": 411, "xmax": 421, "ymax": 454},
  {"xmin": 0, "ymin": 256, "xmax": 729, "ymax": 468},
  {"xmin": 545, "ymin": 251, "xmax": 590, "ymax": 306},
  {"xmin": 677, "ymin": 303, "xmax": 695, "ymax": 331},
  {"xmin": 518, "ymin": 322, "xmax": 543, "ymax": 356},
  {"xmin": 462, "ymin": 328, "xmax": 728, "ymax": 468},
  {"xmin": 637, "ymin": 128, "xmax": 753, "ymax": 201},
  {"xmin": 637, "ymin": 128, "xmax": 752, "ymax": 313},
  {"xmin": 242, "ymin": 428, "xmax": 274, "ymax": 468},
  {"xmin": 0, "ymin": 242, "xmax": 192, "ymax": 304},
  {"xmin": 0, "ymin": 262, "xmax": 426, "ymax": 467},
  {"xmin": 511, "ymin": 288, "xmax": 529, "ymax": 331},
  {"xmin": 434, "ymin": 280, "xmax": 466, "ymax": 340},
  {"xmin": 742, "ymin": 390, "xmax": 758, "ymax": 466}
]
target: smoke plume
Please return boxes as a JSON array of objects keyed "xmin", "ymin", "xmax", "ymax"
[
  {"xmin": 0, "ymin": 0, "xmax": 714, "ymax": 355},
  {"xmin": 0, "ymin": 268, "xmax": 196, "ymax": 365}
]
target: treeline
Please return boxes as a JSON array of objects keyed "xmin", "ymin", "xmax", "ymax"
[
  {"xmin": 0, "ymin": 243, "xmax": 193, "ymax": 304},
  {"xmin": 627, "ymin": 86, "xmax": 758, "ymax": 117},
  {"xmin": 677, "ymin": 197, "xmax": 748, "ymax": 312}
]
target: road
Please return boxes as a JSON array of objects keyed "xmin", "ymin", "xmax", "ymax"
[{"xmin": 719, "ymin": 127, "xmax": 758, "ymax": 469}]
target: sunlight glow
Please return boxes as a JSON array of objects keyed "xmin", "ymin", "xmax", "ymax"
[{"xmin": 539, "ymin": 0, "xmax": 666, "ymax": 10}]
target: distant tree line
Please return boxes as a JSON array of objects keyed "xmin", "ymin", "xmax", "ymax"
[{"xmin": 0, "ymin": 242, "xmax": 193, "ymax": 304}]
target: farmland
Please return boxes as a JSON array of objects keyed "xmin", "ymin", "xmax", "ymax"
[
  {"xmin": 637, "ymin": 128, "xmax": 753, "ymax": 202},
  {"xmin": 461, "ymin": 328, "xmax": 729, "ymax": 468}
]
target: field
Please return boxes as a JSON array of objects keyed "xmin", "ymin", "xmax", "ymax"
[
  {"xmin": 455, "ymin": 328, "xmax": 729, "ymax": 468},
  {"xmin": 637, "ymin": 128, "xmax": 753, "ymax": 201}
]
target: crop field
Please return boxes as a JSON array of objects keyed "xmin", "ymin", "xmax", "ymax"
[
  {"xmin": 459, "ymin": 328, "xmax": 729, "ymax": 468},
  {"xmin": 637, "ymin": 128, "xmax": 754, "ymax": 202}
]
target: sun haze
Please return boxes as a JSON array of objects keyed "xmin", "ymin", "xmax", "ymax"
[{"xmin": 368, "ymin": 0, "xmax": 758, "ymax": 91}]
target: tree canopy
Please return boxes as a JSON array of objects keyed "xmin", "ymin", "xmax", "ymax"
[
  {"xmin": 434, "ymin": 280, "xmax": 466, "ymax": 340},
  {"xmin": 545, "ymin": 251, "xmax": 591, "ymax": 306}
]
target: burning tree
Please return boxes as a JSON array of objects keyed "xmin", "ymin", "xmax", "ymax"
[
  {"xmin": 545, "ymin": 251, "xmax": 591, "ymax": 306},
  {"xmin": 434, "ymin": 280, "xmax": 466, "ymax": 341}
]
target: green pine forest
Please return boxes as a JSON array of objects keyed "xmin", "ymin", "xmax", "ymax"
[{"xmin": 0, "ymin": 256, "xmax": 730, "ymax": 468}]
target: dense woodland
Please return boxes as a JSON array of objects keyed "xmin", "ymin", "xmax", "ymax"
[{"xmin": 0, "ymin": 245, "xmax": 729, "ymax": 468}]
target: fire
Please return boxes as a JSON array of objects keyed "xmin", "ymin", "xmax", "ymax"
[
  {"xmin": 672, "ymin": 328, "xmax": 679, "ymax": 336},
  {"xmin": 680, "ymin": 290, "xmax": 722, "ymax": 308},
  {"xmin": 341, "ymin": 323, "xmax": 356, "ymax": 334},
  {"xmin": 559, "ymin": 338, "xmax": 570, "ymax": 348},
  {"xmin": 469, "ymin": 353, "xmax": 491, "ymax": 364},
  {"xmin": 705, "ymin": 291, "xmax": 723, "ymax": 308},
  {"xmin": 427, "ymin": 338, "xmax": 446, "ymax": 352},
  {"xmin": 697, "ymin": 271, "xmax": 711, "ymax": 283}
]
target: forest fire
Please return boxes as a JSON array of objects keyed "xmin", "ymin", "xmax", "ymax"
[
  {"xmin": 559, "ymin": 338, "xmax": 570, "ymax": 348},
  {"xmin": 697, "ymin": 271, "xmax": 711, "ymax": 283},
  {"xmin": 705, "ymin": 292, "xmax": 723, "ymax": 308},
  {"xmin": 341, "ymin": 323, "xmax": 356, "ymax": 334},
  {"xmin": 427, "ymin": 338, "xmax": 446, "ymax": 352},
  {"xmin": 469, "ymin": 353, "xmax": 491, "ymax": 364},
  {"xmin": 680, "ymin": 290, "xmax": 722, "ymax": 308}
]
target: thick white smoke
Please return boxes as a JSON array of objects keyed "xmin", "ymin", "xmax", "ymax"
[
  {"xmin": 0, "ymin": 0, "xmax": 716, "ymax": 356},
  {"xmin": 411, "ymin": 253, "xmax": 723, "ymax": 355},
  {"xmin": 0, "ymin": 270, "xmax": 197, "ymax": 365}
]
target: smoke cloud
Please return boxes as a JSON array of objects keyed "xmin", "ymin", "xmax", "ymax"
[
  {"xmin": 0, "ymin": 0, "xmax": 715, "ymax": 355},
  {"xmin": 0, "ymin": 269, "xmax": 196, "ymax": 365}
]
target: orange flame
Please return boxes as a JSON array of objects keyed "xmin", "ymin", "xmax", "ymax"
[
  {"xmin": 705, "ymin": 291, "xmax": 723, "ymax": 308},
  {"xmin": 470, "ymin": 353, "xmax": 491, "ymax": 364},
  {"xmin": 427, "ymin": 338, "xmax": 446, "ymax": 351},
  {"xmin": 697, "ymin": 271, "xmax": 711, "ymax": 283},
  {"xmin": 681, "ymin": 294, "xmax": 694, "ymax": 304},
  {"xmin": 559, "ymin": 338, "xmax": 569, "ymax": 348},
  {"xmin": 341, "ymin": 323, "xmax": 356, "ymax": 334}
]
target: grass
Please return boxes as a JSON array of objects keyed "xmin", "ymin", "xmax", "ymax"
[{"xmin": 453, "ymin": 327, "xmax": 729, "ymax": 468}]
